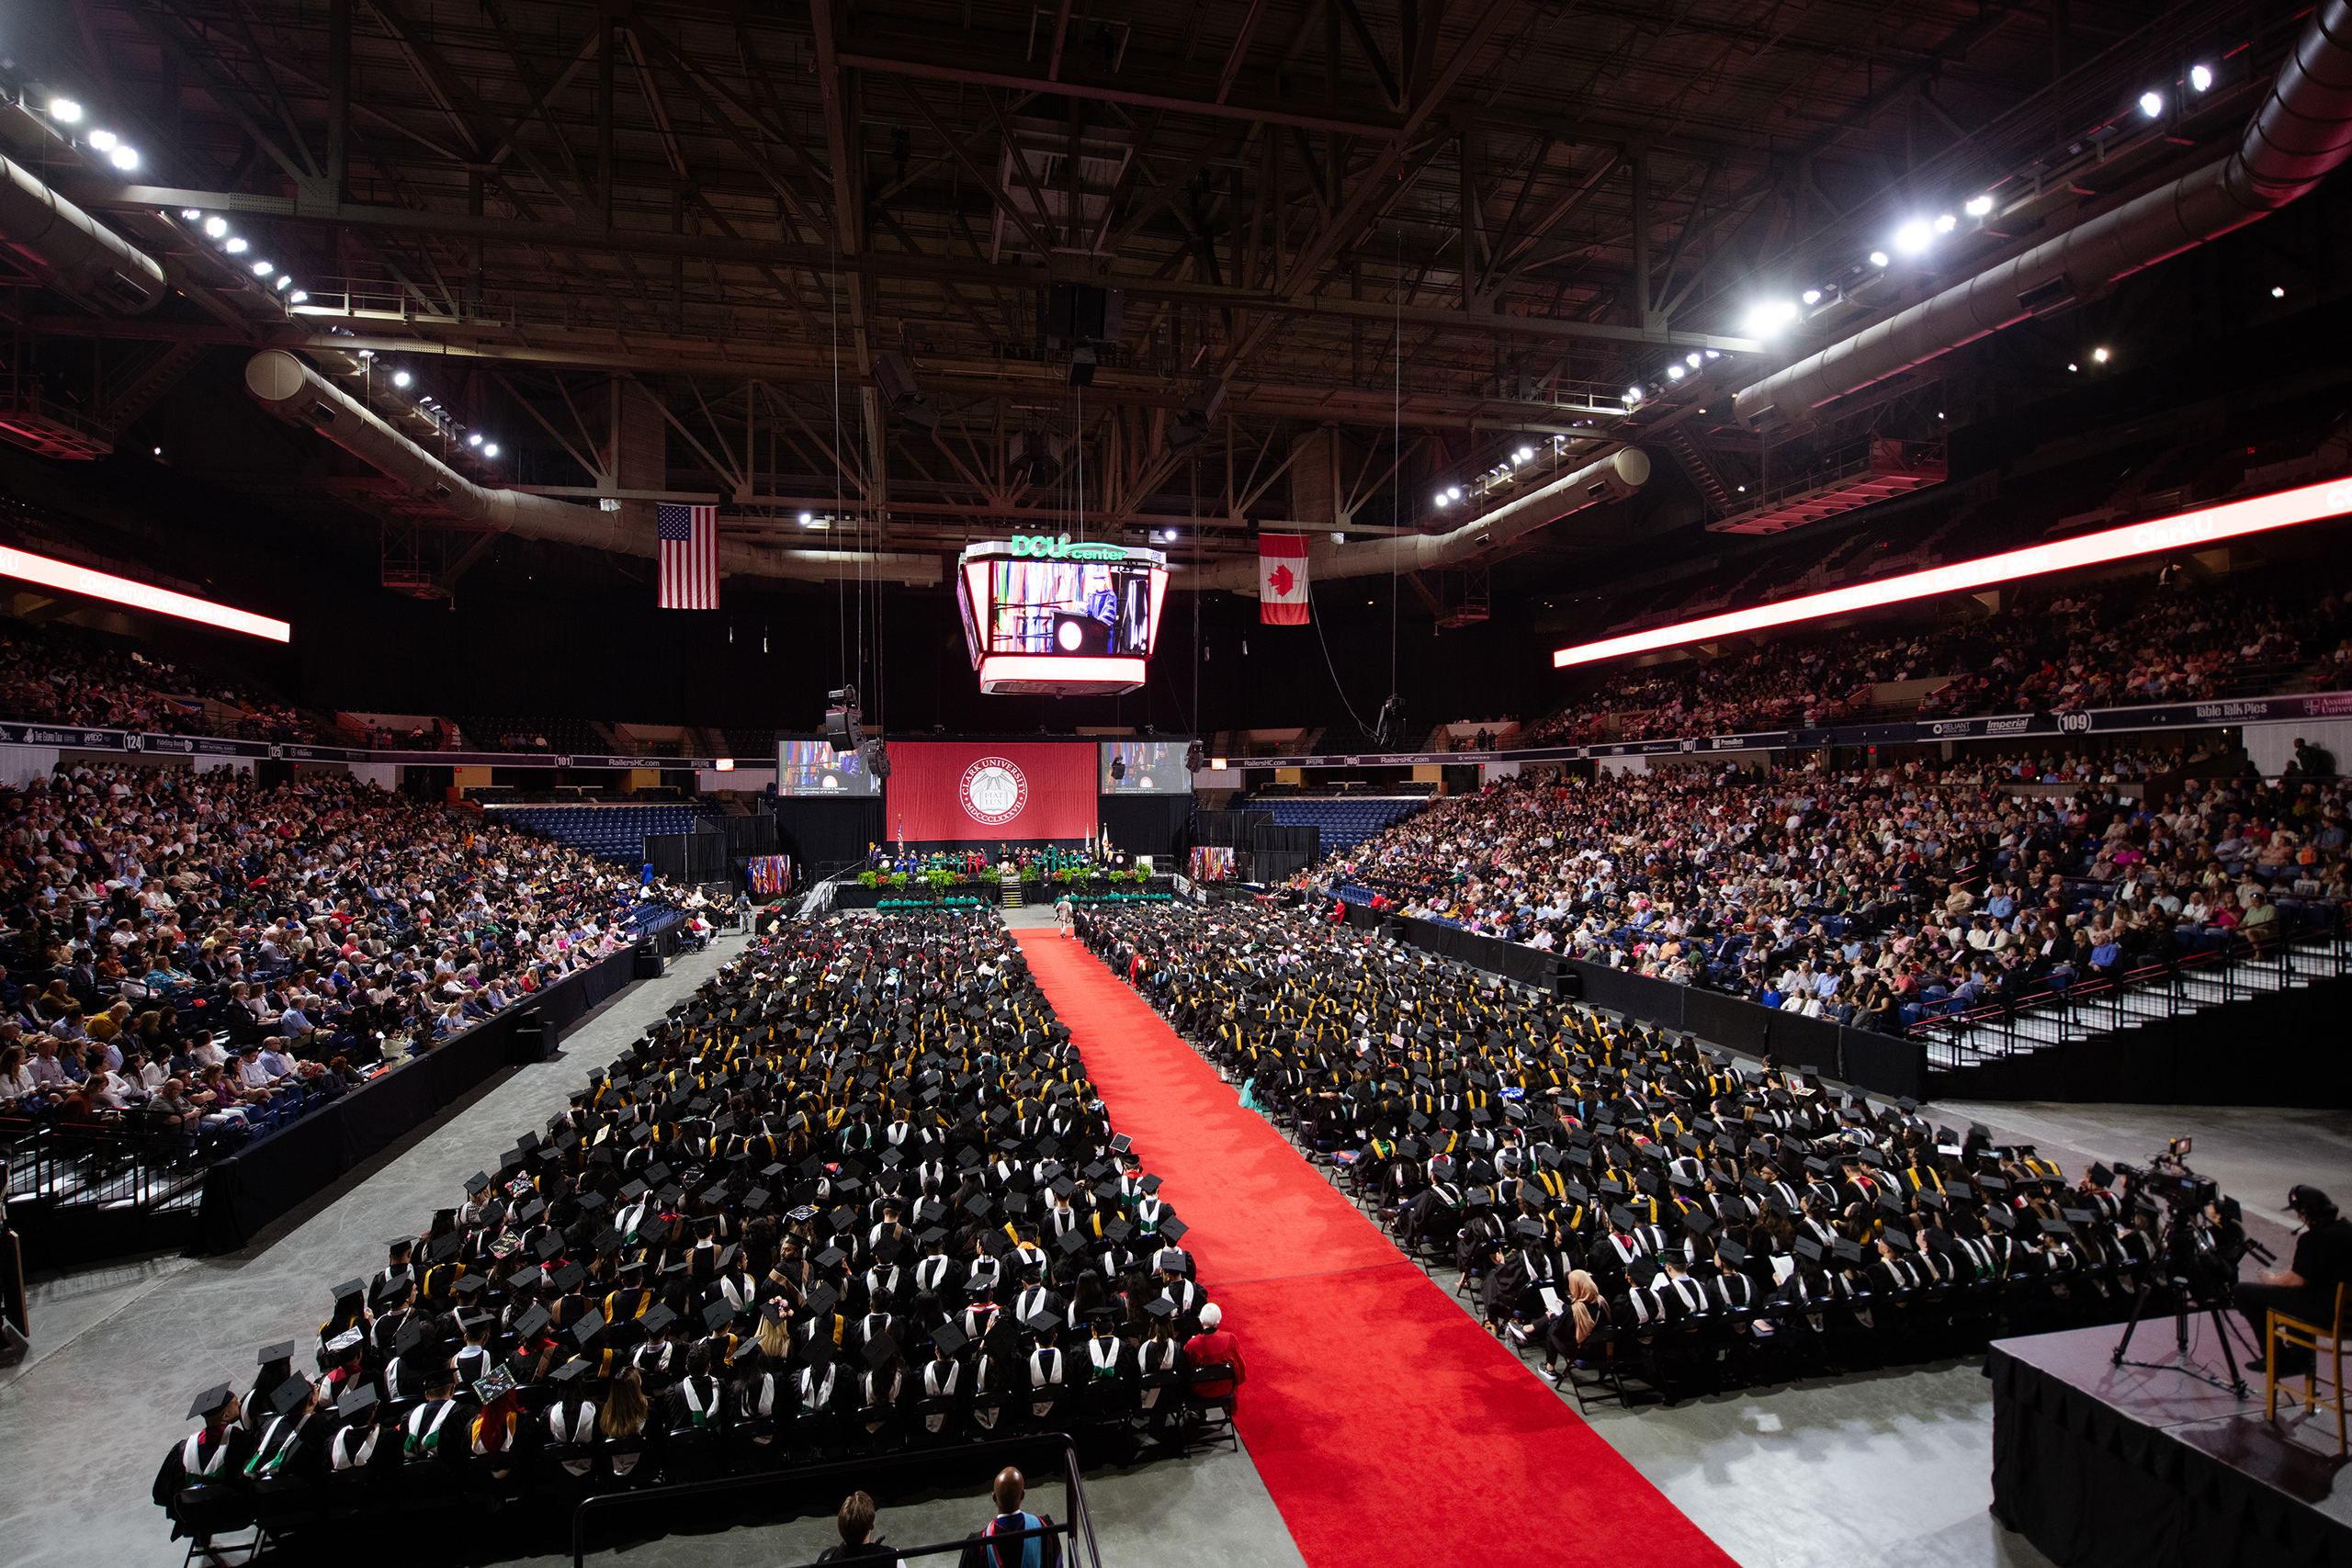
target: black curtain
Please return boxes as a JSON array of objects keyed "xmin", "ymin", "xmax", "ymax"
[
  {"xmin": 774, "ymin": 796, "xmax": 887, "ymax": 876},
  {"xmin": 1100, "ymin": 794, "xmax": 1193, "ymax": 858}
]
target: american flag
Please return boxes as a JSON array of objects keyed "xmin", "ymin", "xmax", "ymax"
[{"xmin": 657, "ymin": 502, "xmax": 718, "ymax": 610}]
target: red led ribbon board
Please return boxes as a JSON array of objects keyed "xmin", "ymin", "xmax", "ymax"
[{"xmin": 884, "ymin": 741, "xmax": 1098, "ymax": 843}]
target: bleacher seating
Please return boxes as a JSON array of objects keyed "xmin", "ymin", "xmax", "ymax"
[
  {"xmin": 1243, "ymin": 794, "xmax": 1428, "ymax": 853},
  {"xmin": 488, "ymin": 803, "xmax": 715, "ymax": 864}
]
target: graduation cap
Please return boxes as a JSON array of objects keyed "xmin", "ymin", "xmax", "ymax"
[
  {"xmin": 1881, "ymin": 1228, "xmax": 1916, "ymax": 1253},
  {"xmin": 1983, "ymin": 1206, "xmax": 2015, "ymax": 1232},
  {"xmin": 187, "ymin": 1382, "xmax": 236, "ymax": 1421},
  {"xmin": 464, "ymin": 1171, "xmax": 492, "ymax": 1196},
  {"xmin": 549, "ymin": 1359, "xmax": 592, "ymax": 1384},
  {"xmin": 331, "ymin": 1278, "xmax": 367, "ymax": 1306},
  {"xmin": 1161, "ymin": 1217, "xmax": 1190, "ymax": 1244},
  {"xmin": 2040, "ymin": 1214, "xmax": 2075, "ymax": 1237},
  {"xmin": 393, "ymin": 1323, "xmax": 428, "ymax": 1356},
  {"xmin": 1143, "ymin": 1298, "xmax": 1176, "ymax": 1321},
  {"xmin": 552, "ymin": 1262, "xmax": 587, "ymax": 1293},
  {"xmin": 806, "ymin": 1282, "xmax": 840, "ymax": 1317},
  {"xmin": 267, "ymin": 1376, "xmax": 314, "ymax": 1416},
  {"xmin": 1831, "ymin": 1236, "xmax": 1865, "ymax": 1264},
  {"xmin": 1716, "ymin": 1239, "xmax": 1747, "ymax": 1268},
  {"xmin": 1683, "ymin": 1207, "xmax": 1716, "ymax": 1237},
  {"xmin": 571, "ymin": 1310, "xmax": 606, "ymax": 1346},
  {"xmin": 702, "ymin": 1301, "xmax": 737, "ymax": 1333},
  {"xmin": 814, "ymin": 1247, "xmax": 847, "ymax": 1270},
  {"xmin": 1608, "ymin": 1204, "xmax": 1639, "ymax": 1231},
  {"xmin": 964, "ymin": 1194, "xmax": 994, "ymax": 1221},
  {"xmin": 427, "ymin": 1233, "xmax": 464, "ymax": 1264},
  {"xmin": 639, "ymin": 1304, "xmax": 678, "ymax": 1336},
  {"xmin": 2087, "ymin": 1163, "xmax": 2115, "ymax": 1189},
  {"xmin": 514, "ymin": 1304, "xmax": 553, "ymax": 1341},
  {"xmin": 931, "ymin": 1322, "xmax": 969, "ymax": 1357},
  {"xmin": 1792, "ymin": 1236, "xmax": 1825, "ymax": 1264},
  {"xmin": 337, "ymin": 1385, "xmax": 381, "ymax": 1421},
  {"xmin": 1512, "ymin": 1217, "xmax": 1547, "ymax": 1241},
  {"xmin": 1102, "ymin": 1219, "xmax": 1134, "ymax": 1246},
  {"xmin": 861, "ymin": 1334, "xmax": 900, "ymax": 1370}
]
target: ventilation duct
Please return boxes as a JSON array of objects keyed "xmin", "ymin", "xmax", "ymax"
[
  {"xmin": 1184, "ymin": 446, "xmax": 1649, "ymax": 592},
  {"xmin": 1736, "ymin": 0, "xmax": 2352, "ymax": 429},
  {"xmin": 243, "ymin": 351, "xmax": 940, "ymax": 586},
  {"xmin": 0, "ymin": 152, "xmax": 167, "ymax": 315}
]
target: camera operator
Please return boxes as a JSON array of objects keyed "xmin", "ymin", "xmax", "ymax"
[{"xmin": 2235, "ymin": 1186, "xmax": 2352, "ymax": 1376}]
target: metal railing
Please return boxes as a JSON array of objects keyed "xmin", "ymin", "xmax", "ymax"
[
  {"xmin": 0, "ymin": 1114, "xmax": 210, "ymax": 1216},
  {"xmin": 1914, "ymin": 919, "xmax": 2352, "ymax": 1067},
  {"xmin": 570, "ymin": 1433, "xmax": 1097, "ymax": 1568}
]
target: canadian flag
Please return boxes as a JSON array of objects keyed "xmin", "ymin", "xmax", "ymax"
[{"xmin": 1258, "ymin": 533, "xmax": 1309, "ymax": 625}]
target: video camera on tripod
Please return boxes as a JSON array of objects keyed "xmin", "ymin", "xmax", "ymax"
[
  {"xmin": 2109, "ymin": 1136, "xmax": 2261, "ymax": 1394},
  {"xmin": 2113, "ymin": 1139, "xmax": 2220, "ymax": 1216}
]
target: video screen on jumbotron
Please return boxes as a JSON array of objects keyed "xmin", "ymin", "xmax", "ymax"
[
  {"xmin": 775, "ymin": 736, "xmax": 881, "ymax": 795},
  {"xmin": 1100, "ymin": 739, "xmax": 1192, "ymax": 794},
  {"xmin": 970, "ymin": 558, "xmax": 1159, "ymax": 659}
]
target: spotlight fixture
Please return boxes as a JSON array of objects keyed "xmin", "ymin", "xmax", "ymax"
[
  {"xmin": 2271, "ymin": 285, "xmax": 2286, "ymax": 299},
  {"xmin": 1869, "ymin": 251, "xmax": 1890, "ymax": 267},
  {"xmin": 468, "ymin": 433, "xmax": 483, "ymax": 446},
  {"xmin": 1802, "ymin": 288, "xmax": 1822, "ymax": 305},
  {"xmin": 48, "ymin": 98, "xmax": 80, "ymax": 122},
  {"xmin": 1330, "ymin": 531, "xmax": 1345, "ymax": 544},
  {"xmin": 225, "ymin": 238, "xmax": 248, "ymax": 254},
  {"xmin": 1965, "ymin": 195, "xmax": 1995, "ymax": 217},
  {"xmin": 2067, "ymin": 362, "xmax": 2079, "ymax": 372},
  {"xmin": 1934, "ymin": 213, "xmax": 1957, "ymax": 233},
  {"xmin": 1893, "ymin": 220, "xmax": 1933, "ymax": 254},
  {"xmin": 204, "ymin": 217, "xmax": 229, "ymax": 238},
  {"xmin": 87, "ymin": 129, "xmax": 117, "ymax": 152},
  {"xmin": 1514, "ymin": 446, "xmax": 1535, "ymax": 462},
  {"xmin": 798, "ymin": 512, "xmax": 814, "ymax": 525},
  {"xmin": 1446, "ymin": 486, "xmax": 1462, "ymax": 501},
  {"xmin": 1668, "ymin": 365, "xmax": 1685, "ymax": 380},
  {"xmin": 252, "ymin": 260, "xmax": 274, "ymax": 276},
  {"xmin": 2190, "ymin": 63, "xmax": 2213, "ymax": 93},
  {"xmin": 2140, "ymin": 91, "xmax": 2163, "ymax": 118},
  {"xmin": 108, "ymin": 145, "xmax": 137, "ymax": 170},
  {"xmin": 2092, "ymin": 346, "xmax": 2110, "ymax": 363},
  {"xmin": 275, "ymin": 275, "xmax": 291, "ymax": 291},
  {"xmin": 482, "ymin": 444, "xmax": 497, "ymax": 457},
  {"xmin": 179, "ymin": 208, "xmax": 202, "ymax": 221},
  {"xmin": 1434, "ymin": 492, "xmax": 1451, "ymax": 507},
  {"xmin": 1743, "ymin": 299, "xmax": 1800, "ymax": 334},
  {"xmin": 391, "ymin": 370, "xmax": 412, "ymax": 388}
]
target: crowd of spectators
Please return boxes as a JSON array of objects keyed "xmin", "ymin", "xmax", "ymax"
[
  {"xmin": 0, "ymin": 762, "xmax": 690, "ymax": 1145},
  {"xmin": 0, "ymin": 621, "xmax": 321, "ymax": 742},
  {"xmin": 1524, "ymin": 572, "xmax": 2352, "ymax": 749},
  {"xmin": 1297, "ymin": 749, "xmax": 2348, "ymax": 1034}
]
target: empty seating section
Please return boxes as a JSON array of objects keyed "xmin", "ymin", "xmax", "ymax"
[
  {"xmin": 489, "ymin": 804, "xmax": 713, "ymax": 864},
  {"xmin": 1245, "ymin": 794, "xmax": 1427, "ymax": 853}
]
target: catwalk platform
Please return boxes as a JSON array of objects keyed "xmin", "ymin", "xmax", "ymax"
[{"xmin": 1988, "ymin": 1314, "xmax": 2352, "ymax": 1567}]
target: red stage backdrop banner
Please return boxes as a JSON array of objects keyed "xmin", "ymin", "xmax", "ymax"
[{"xmin": 886, "ymin": 741, "xmax": 1098, "ymax": 843}]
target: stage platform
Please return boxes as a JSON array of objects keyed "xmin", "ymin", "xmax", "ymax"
[{"xmin": 1988, "ymin": 1316, "xmax": 2352, "ymax": 1568}]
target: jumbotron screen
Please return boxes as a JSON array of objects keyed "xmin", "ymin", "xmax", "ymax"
[
  {"xmin": 1100, "ymin": 739, "xmax": 1192, "ymax": 794},
  {"xmin": 956, "ymin": 537, "xmax": 1168, "ymax": 695},
  {"xmin": 775, "ymin": 736, "xmax": 881, "ymax": 795}
]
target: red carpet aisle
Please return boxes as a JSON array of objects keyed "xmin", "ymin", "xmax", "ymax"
[{"xmin": 1013, "ymin": 931, "xmax": 1737, "ymax": 1568}]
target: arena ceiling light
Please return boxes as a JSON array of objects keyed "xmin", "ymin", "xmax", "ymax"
[
  {"xmin": 1553, "ymin": 473, "xmax": 2352, "ymax": 669},
  {"xmin": 1892, "ymin": 220, "xmax": 1935, "ymax": 255},
  {"xmin": 2190, "ymin": 63, "xmax": 2213, "ymax": 93},
  {"xmin": 0, "ymin": 545, "xmax": 290, "ymax": 642},
  {"xmin": 47, "ymin": 97, "xmax": 80, "ymax": 122}
]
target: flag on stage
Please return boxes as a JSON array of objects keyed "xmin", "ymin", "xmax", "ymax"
[
  {"xmin": 657, "ymin": 503, "xmax": 719, "ymax": 609},
  {"xmin": 1259, "ymin": 533, "xmax": 1309, "ymax": 625}
]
